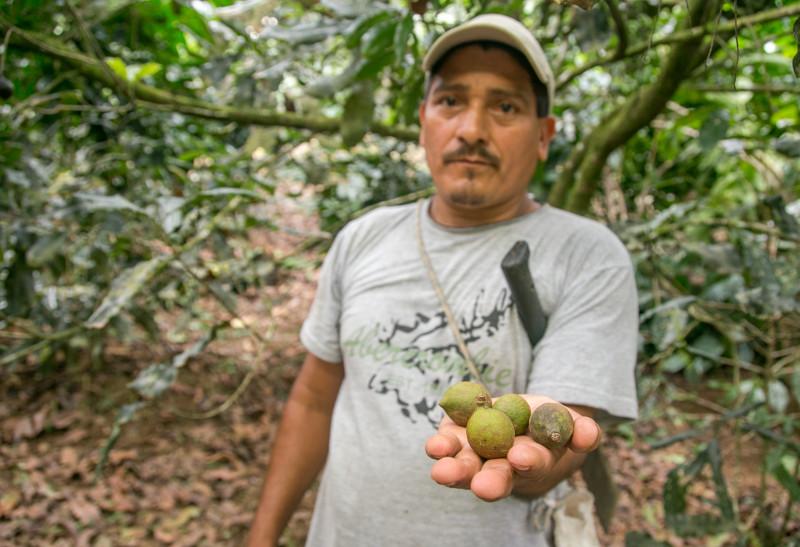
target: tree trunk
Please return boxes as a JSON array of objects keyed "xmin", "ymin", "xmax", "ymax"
[{"xmin": 549, "ymin": 0, "xmax": 724, "ymax": 214}]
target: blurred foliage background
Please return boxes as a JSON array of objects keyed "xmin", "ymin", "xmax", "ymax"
[{"xmin": 1, "ymin": 0, "xmax": 799, "ymax": 543}]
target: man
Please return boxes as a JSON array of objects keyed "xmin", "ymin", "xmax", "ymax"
[{"xmin": 247, "ymin": 13, "xmax": 638, "ymax": 547}]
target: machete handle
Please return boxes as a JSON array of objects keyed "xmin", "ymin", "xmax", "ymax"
[{"xmin": 501, "ymin": 240, "xmax": 547, "ymax": 348}]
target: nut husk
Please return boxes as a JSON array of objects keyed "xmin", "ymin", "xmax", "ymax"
[
  {"xmin": 493, "ymin": 393, "xmax": 531, "ymax": 436},
  {"xmin": 438, "ymin": 381, "xmax": 492, "ymax": 426},
  {"xmin": 466, "ymin": 407, "xmax": 516, "ymax": 459},
  {"xmin": 529, "ymin": 402, "xmax": 574, "ymax": 449}
]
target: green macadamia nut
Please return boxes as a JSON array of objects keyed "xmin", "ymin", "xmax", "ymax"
[
  {"xmin": 438, "ymin": 381, "xmax": 492, "ymax": 426},
  {"xmin": 529, "ymin": 402, "xmax": 574, "ymax": 449},
  {"xmin": 466, "ymin": 407, "xmax": 515, "ymax": 459},
  {"xmin": 493, "ymin": 393, "xmax": 531, "ymax": 436}
]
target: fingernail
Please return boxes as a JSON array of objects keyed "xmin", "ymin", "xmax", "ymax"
[{"xmin": 517, "ymin": 466, "xmax": 531, "ymax": 472}]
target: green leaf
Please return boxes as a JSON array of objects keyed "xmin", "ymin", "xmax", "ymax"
[
  {"xmin": 85, "ymin": 257, "xmax": 168, "ymax": 329},
  {"xmin": 626, "ymin": 202, "xmax": 696, "ymax": 236},
  {"xmin": 3, "ymin": 255, "xmax": 35, "ymax": 317},
  {"xmin": 105, "ymin": 57, "xmax": 128, "ymax": 80},
  {"xmin": 774, "ymin": 137, "xmax": 800, "ymax": 158},
  {"xmin": 26, "ymin": 233, "xmax": 67, "ymax": 267},
  {"xmin": 661, "ymin": 351, "xmax": 690, "ymax": 373},
  {"xmin": 129, "ymin": 362, "xmax": 177, "ymax": 399},
  {"xmin": 172, "ymin": 326, "xmax": 219, "ymax": 368},
  {"xmin": 706, "ymin": 440, "xmax": 735, "ymax": 522},
  {"xmin": 355, "ymin": 52, "xmax": 394, "ymax": 80},
  {"xmin": 76, "ymin": 192, "xmax": 146, "ymax": 214},
  {"xmin": 739, "ymin": 379, "xmax": 766, "ymax": 405},
  {"xmin": 363, "ymin": 18, "xmax": 398, "ymax": 59},
  {"xmin": 767, "ymin": 379, "xmax": 790, "ymax": 413},
  {"xmin": 663, "ymin": 466, "xmax": 689, "ymax": 520},
  {"xmin": 157, "ymin": 196, "xmax": 184, "ymax": 234},
  {"xmin": 208, "ymin": 281, "xmax": 238, "ymax": 315},
  {"xmin": 305, "ymin": 55, "xmax": 364, "ymax": 98},
  {"xmin": 198, "ymin": 187, "xmax": 262, "ymax": 199},
  {"xmin": 685, "ymin": 356, "xmax": 712, "ymax": 383},
  {"xmin": 130, "ymin": 62, "xmax": 163, "ymax": 82},
  {"xmin": 5, "ymin": 168, "xmax": 32, "ymax": 188},
  {"xmin": 653, "ymin": 308, "xmax": 689, "ymax": 351},
  {"xmin": 639, "ymin": 296, "xmax": 696, "ymax": 323},
  {"xmin": 323, "ymin": 0, "xmax": 377, "ymax": 18},
  {"xmin": 698, "ymin": 110, "xmax": 729, "ymax": 151},
  {"xmin": 345, "ymin": 11, "xmax": 392, "ymax": 49},
  {"xmin": 96, "ymin": 401, "xmax": 145, "ymax": 477},
  {"xmin": 703, "ymin": 274, "xmax": 744, "ymax": 302},
  {"xmin": 393, "ymin": 14, "xmax": 413, "ymax": 65},
  {"xmin": 689, "ymin": 332, "xmax": 725, "ymax": 360},
  {"xmin": 260, "ymin": 22, "xmax": 340, "ymax": 46},
  {"xmin": 177, "ymin": 4, "xmax": 214, "ymax": 43},
  {"xmin": 663, "ymin": 443, "xmax": 734, "ymax": 537},
  {"xmin": 340, "ymin": 81, "xmax": 376, "ymax": 148},
  {"xmin": 772, "ymin": 460, "xmax": 800, "ymax": 502}
]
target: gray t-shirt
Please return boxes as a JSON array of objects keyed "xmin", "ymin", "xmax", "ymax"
[{"xmin": 300, "ymin": 199, "xmax": 638, "ymax": 547}]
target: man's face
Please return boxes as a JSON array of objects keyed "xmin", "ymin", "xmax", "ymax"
[{"xmin": 419, "ymin": 44, "xmax": 555, "ymax": 222}]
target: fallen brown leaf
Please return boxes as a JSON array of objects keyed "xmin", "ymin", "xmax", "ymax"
[
  {"xmin": 204, "ymin": 467, "xmax": 240, "ymax": 481},
  {"xmin": 0, "ymin": 490, "xmax": 21, "ymax": 517},
  {"xmin": 59, "ymin": 446, "xmax": 79, "ymax": 469},
  {"xmin": 22, "ymin": 408, "xmax": 49, "ymax": 441},
  {"xmin": 68, "ymin": 496, "xmax": 101, "ymax": 525},
  {"xmin": 50, "ymin": 410, "xmax": 81, "ymax": 430},
  {"xmin": 108, "ymin": 448, "xmax": 138, "ymax": 465}
]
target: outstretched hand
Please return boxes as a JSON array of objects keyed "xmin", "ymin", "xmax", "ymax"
[{"xmin": 424, "ymin": 395, "xmax": 601, "ymax": 501}]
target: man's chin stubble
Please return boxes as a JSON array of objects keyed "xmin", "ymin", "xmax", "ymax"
[
  {"xmin": 443, "ymin": 170, "xmax": 488, "ymax": 206},
  {"xmin": 449, "ymin": 191, "xmax": 486, "ymax": 206}
]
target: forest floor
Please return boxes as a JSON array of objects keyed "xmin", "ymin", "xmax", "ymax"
[{"xmin": 0, "ymin": 191, "xmax": 795, "ymax": 546}]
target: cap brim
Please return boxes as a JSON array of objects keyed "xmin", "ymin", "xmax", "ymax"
[{"xmin": 422, "ymin": 15, "xmax": 554, "ymax": 113}]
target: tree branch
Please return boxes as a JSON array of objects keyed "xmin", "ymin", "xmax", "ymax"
[
  {"xmin": 0, "ymin": 15, "xmax": 419, "ymax": 143},
  {"xmin": 604, "ymin": 0, "xmax": 628, "ymax": 60},
  {"xmin": 64, "ymin": 0, "xmax": 134, "ymax": 104},
  {"xmin": 689, "ymin": 84, "xmax": 800, "ymax": 94},
  {"xmin": 550, "ymin": 0, "xmax": 724, "ymax": 213},
  {"xmin": 557, "ymin": 4, "xmax": 800, "ymax": 90}
]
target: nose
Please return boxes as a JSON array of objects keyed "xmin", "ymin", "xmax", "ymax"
[{"xmin": 455, "ymin": 104, "xmax": 488, "ymax": 145}]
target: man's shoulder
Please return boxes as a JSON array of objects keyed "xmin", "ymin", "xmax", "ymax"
[
  {"xmin": 326, "ymin": 202, "xmax": 417, "ymax": 264},
  {"xmin": 535, "ymin": 205, "xmax": 630, "ymax": 264},
  {"xmin": 338, "ymin": 201, "xmax": 417, "ymax": 240},
  {"xmin": 538, "ymin": 204, "xmax": 608, "ymax": 231},
  {"xmin": 535, "ymin": 204, "xmax": 611, "ymax": 236}
]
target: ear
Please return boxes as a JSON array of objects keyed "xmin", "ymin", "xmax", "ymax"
[
  {"xmin": 537, "ymin": 116, "xmax": 557, "ymax": 161},
  {"xmin": 418, "ymin": 102, "xmax": 428, "ymax": 147}
]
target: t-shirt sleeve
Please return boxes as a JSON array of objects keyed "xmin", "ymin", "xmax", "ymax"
[
  {"xmin": 299, "ymin": 230, "xmax": 349, "ymax": 364},
  {"xmin": 527, "ymin": 259, "xmax": 639, "ymax": 424}
]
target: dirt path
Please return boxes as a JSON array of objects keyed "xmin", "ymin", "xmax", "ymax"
[{"xmin": 1, "ymin": 197, "xmax": 794, "ymax": 545}]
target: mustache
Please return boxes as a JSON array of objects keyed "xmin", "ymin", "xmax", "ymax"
[{"xmin": 442, "ymin": 144, "xmax": 499, "ymax": 167}]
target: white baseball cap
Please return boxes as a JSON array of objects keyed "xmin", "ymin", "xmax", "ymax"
[{"xmin": 422, "ymin": 14, "xmax": 555, "ymax": 114}]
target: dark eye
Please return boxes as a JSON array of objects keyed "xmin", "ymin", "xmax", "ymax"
[
  {"xmin": 437, "ymin": 95, "xmax": 457, "ymax": 107},
  {"xmin": 499, "ymin": 102, "xmax": 517, "ymax": 114}
]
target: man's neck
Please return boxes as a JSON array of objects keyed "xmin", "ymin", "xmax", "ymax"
[{"xmin": 428, "ymin": 194, "xmax": 540, "ymax": 228}]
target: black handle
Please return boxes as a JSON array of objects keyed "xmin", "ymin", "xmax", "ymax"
[{"xmin": 501, "ymin": 240, "xmax": 547, "ymax": 348}]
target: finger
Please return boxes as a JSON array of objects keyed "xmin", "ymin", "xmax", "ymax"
[
  {"xmin": 430, "ymin": 450, "xmax": 482, "ymax": 489},
  {"xmin": 506, "ymin": 436, "xmax": 556, "ymax": 477},
  {"xmin": 470, "ymin": 458, "xmax": 514, "ymax": 501},
  {"xmin": 568, "ymin": 416, "xmax": 602, "ymax": 453},
  {"xmin": 425, "ymin": 432, "xmax": 462, "ymax": 460}
]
